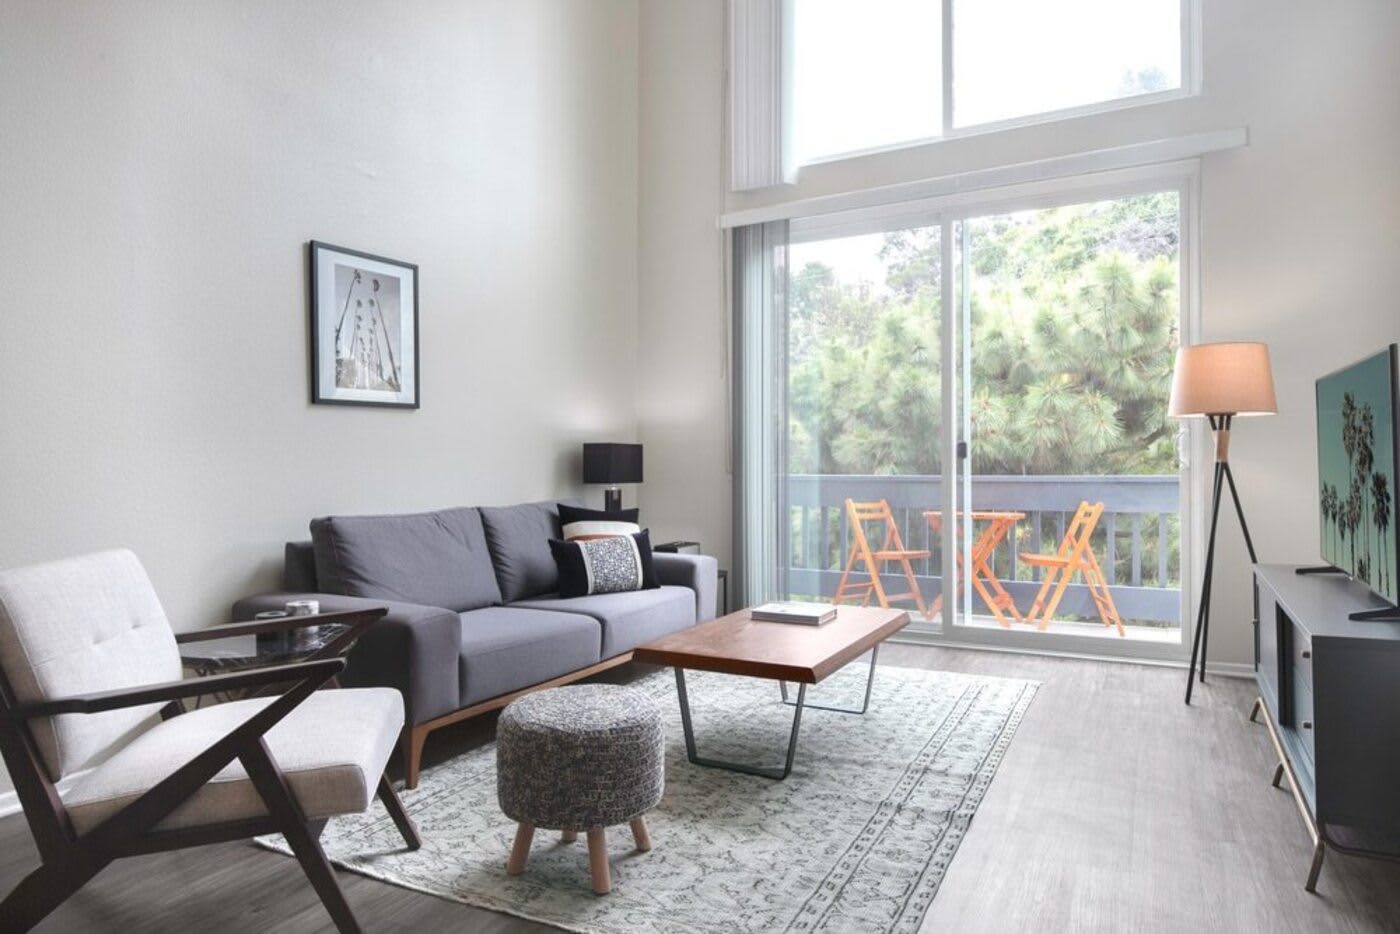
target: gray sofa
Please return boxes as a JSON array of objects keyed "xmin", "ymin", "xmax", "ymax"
[{"xmin": 233, "ymin": 501, "xmax": 717, "ymax": 787}]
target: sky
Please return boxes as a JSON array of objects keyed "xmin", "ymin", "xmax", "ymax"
[{"xmin": 793, "ymin": 0, "xmax": 1182, "ymax": 162}]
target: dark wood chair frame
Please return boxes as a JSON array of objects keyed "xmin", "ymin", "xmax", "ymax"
[{"xmin": 0, "ymin": 609, "xmax": 421, "ymax": 934}]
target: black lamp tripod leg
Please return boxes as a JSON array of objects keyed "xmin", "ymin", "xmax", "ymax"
[
  {"xmin": 1222, "ymin": 462, "xmax": 1259, "ymax": 564},
  {"xmin": 1186, "ymin": 461, "xmax": 1226, "ymax": 705}
]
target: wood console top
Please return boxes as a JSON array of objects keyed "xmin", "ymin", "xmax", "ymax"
[{"xmin": 633, "ymin": 606, "xmax": 910, "ymax": 684}]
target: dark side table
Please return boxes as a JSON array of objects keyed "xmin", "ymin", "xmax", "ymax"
[
  {"xmin": 653, "ymin": 540, "xmax": 728, "ymax": 616},
  {"xmin": 178, "ymin": 617, "xmax": 359, "ymax": 705}
]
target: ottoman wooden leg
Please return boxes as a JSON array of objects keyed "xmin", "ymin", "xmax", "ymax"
[
  {"xmin": 630, "ymin": 815, "xmax": 652, "ymax": 852},
  {"xmin": 587, "ymin": 828, "xmax": 611, "ymax": 895},
  {"xmin": 562, "ymin": 829, "xmax": 578, "ymax": 844},
  {"xmin": 507, "ymin": 822, "xmax": 534, "ymax": 875}
]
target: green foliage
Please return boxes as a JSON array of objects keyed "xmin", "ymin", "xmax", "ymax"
[{"xmin": 787, "ymin": 194, "xmax": 1181, "ymax": 477}]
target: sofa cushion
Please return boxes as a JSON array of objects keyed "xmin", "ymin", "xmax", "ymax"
[
  {"xmin": 511, "ymin": 585, "xmax": 695, "ymax": 658},
  {"xmin": 310, "ymin": 507, "xmax": 502, "ymax": 613},
  {"xmin": 457, "ymin": 606, "xmax": 601, "ymax": 706},
  {"xmin": 479, "ymin": 502, "xmax": 563, "ymax": 602}
]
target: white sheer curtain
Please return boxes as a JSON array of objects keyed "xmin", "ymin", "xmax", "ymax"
[{"xmin": 731, "ymin": 220, "xmax": 789, "ymax": 606}]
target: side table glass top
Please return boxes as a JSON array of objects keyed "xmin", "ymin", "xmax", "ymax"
[{"xmin": 179, "ymin": 624, "xmax": 352, "ymax": 675}]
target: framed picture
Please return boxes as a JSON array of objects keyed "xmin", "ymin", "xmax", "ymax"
[{"xmin": 308, "ymin": 241, "xmax": 419, "ymax": 408}]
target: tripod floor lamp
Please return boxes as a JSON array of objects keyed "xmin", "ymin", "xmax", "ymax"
[{"xmin": 1170, "ymin": 341, "xmax": 1277, "ymax": 705}]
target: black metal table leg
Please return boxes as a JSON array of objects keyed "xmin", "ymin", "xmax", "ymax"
[
  {"xmin": 778, "ymin": 645, "xmax": 881, "ymax": 715},
  {"xmin": 675, "ymin": 667, "xmax": 806, "ymax": 780}
]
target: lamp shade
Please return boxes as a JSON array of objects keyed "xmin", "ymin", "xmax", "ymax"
[
  {"xmin": 1168, "ymin": 342, "xmax": 1277, "ymax": 418},
  {"xmin": 582, "ymin": 443, "xmax": 643, "ymax": 485}
]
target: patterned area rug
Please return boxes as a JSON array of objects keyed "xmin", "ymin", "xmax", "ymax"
[{"xmin": 260, "ymin": 663, "xmax": 1037, "ymax": 933}]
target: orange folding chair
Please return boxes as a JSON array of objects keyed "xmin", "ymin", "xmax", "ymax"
[
  {"xmin": 1020, "ymin": 501, "xmax": 1124, "ymax": 636},
  {"xmin": 833, "ymin": 499, "xmax": 930, "ymax": 617}
]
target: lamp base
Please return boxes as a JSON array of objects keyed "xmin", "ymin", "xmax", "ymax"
[{"xmin": 603, "ymin": 487, "xmax": 622, "ymax": 513}]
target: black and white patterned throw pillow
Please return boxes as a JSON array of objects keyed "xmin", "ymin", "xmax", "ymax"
[{"xmin": 549, "ymin": 529, "xmax": 659, "ymax": 597}]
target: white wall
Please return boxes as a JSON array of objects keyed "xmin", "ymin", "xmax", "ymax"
[
  {"xmin": 0, "ymin": 0, "xmax": 639, "ymax": 795},
  {"xmin": 637, "ymin": 0, "xmax": 1400, "ymax": 670},
  {"xmin": 636, "ymin": 1, "xmax": 730, "ymax": 567}
]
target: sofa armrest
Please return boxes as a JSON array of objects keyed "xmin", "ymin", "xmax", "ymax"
[
  {"xmin": 651, "ymin": 553, "xmax": 719, "ymax": 622},
  {"xmin": 231, "ymin": 592, "xmax": 461, "ymax": 726}
]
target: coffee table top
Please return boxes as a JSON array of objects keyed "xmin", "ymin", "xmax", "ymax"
[{"xmin": 633, "ymin": 605, "xmax": 909, "ymax": 684}]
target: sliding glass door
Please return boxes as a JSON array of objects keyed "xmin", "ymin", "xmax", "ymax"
[
  {"xmin": 783, "ymin": 220, "xmax": 950, "ymax": 621},
  {"xmin": 950, "ymin": 192, "xmax": 1185, "ymax": 647},
  {"xmin": 743, "ymin": 170, "xmax": 1193, "ymax": 659}
]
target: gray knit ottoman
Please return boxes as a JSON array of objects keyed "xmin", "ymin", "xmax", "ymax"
[{"xmin": 497, "ymin": 684, "xmax": 665, "ymax": 894}]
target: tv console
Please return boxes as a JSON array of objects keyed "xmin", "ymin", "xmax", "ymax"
[{"xmin": 1251, "ymin": 564, "xmax": 1400, "ymax": 891}]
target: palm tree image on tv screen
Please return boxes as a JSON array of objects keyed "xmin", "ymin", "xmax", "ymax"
[{"xmin": 1317, "ymin": 347, "xmax": 1399, "ymax": 605}]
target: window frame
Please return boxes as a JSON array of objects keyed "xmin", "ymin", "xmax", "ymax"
[{"xmin": 794, "ymin": 0, "xmax": 1202, "ymax": 168}]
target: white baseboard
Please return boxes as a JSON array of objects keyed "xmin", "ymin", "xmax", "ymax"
[{"xmin": 888, "ymin": 631, "xmax": 1257, "ymax": 679}]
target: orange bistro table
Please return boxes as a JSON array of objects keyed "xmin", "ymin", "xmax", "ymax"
[{"xmin": 922, "ymin": 510, "xmax": 1026, "ymax": 626}]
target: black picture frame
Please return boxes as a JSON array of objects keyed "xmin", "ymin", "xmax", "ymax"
[{"xmin": 308, "ymin": 240, "xmax": 420, "ymax": 409}]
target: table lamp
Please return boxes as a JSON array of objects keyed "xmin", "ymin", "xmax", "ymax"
[
  {"xmin": 582, "ymin": 443, "xmax": 643, "ymax": 513},
  {"xmin": 1169, "ymin": 341, "xmax": 1277, "ymax": 704}
]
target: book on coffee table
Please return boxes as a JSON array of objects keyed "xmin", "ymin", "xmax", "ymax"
[{"xmin": 749, "ymin": 602, "xmax": 838, "ymax": 626}]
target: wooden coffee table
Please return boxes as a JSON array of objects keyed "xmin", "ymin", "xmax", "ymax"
[{"xmin": 633, "ymin": 605, "xmax": 909, "ymax": 779}]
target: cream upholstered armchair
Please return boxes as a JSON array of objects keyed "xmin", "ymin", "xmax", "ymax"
[{"xmin": 0, "ymin": 549, "xmax": 420, "ymax": 933}]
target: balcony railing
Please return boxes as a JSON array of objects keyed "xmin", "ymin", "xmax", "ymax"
[{"xmin": 783, "ymin": 474, "xmax": 1181, "ymax": 624}]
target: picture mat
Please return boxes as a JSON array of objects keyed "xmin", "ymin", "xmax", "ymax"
[{"xmin": 314, "ymin": 247, "xmax": 417, "ymax": 405}]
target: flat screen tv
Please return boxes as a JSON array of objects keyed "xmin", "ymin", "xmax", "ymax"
[{"xmin": 1315, "ymin": 344, "xmax": 1400, "ymax": 617}]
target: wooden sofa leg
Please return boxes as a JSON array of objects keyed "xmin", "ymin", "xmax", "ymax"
[{"xmin": 402, "ymin": 726, "xmax": 428, "ymax": 790}]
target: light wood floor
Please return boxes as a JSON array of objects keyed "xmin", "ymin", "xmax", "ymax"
[{"xmin": 4, "ymin": 645, "xmax": 1399, "ymax": 932}]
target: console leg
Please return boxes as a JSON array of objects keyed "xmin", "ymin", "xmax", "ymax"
[
  {"xmin": 1271, "ymin": 763, "xmax": 1284, "ymax": 788},
  {"xmin": 1305, "ymin": 839, "xmax": 1325, "ymax": 893}
]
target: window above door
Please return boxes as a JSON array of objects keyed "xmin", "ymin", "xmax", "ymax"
[{"xmin": 791, "ymin": 0, "xmax": 1196, "ymax": 166}]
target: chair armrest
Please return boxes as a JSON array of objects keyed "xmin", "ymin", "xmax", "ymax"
[
  {"xmin": 7, "ymin": 658, "xmax": 345, "ymax": 718},
  {"xmin": 232, "ymin": 592, "xmax": 462, "ymax": 726},
  {"xmin": 175, "ymin": 608, "xmax": 386, "ymax": 643},
  {"xmin": 652, "ymin": 553, "xmax": 719, "ymax": 622}
]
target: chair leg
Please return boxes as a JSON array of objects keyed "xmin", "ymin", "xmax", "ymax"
[
  {"xmin": 0, "ymin": 857, "xmax": 108, "ymax": 934},
  {"xmin": 1082, "ymin": 552, "xmax": 1125, "ymax": 636},
  {"xmin": 833, "ymin": 546, "xmax": 860, "ymax": 604},
  {"xmin": 865, "ymin": 552, "xmax": 891, "ymax": 609},
  {"xmin": 630, "ymin": 815, "xmax": 652, "ymax": 852},
  {"xmin": 1041, "ymin": 566, "xmax": 1076, "ymax": 623},
  {"xmin": 562, "ymin": 828, "xmax": 578, "ymax": 843},
  {"xmin": 507, "ymin": 822, "xmax": 534, "ymax": 875},
  {"xmin": 587, "ymin": 828, "xmax": 611, "ymax": 895},
  {"xmin": 1028, "ymin": 568, "xmax": 1059, "ymax": 629},
  {"xmin": 895, "ymin": 555, "xmax": 928, "ymax": 616},
  {"xmin": 377, "ymin": 774, "xmax": 422, "ymax": 850},
  {"xmin": 241, "ymin": 739, "xmax": 364, "ymax": 934}
]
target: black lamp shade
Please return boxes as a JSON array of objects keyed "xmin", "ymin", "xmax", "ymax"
[{"xmin": 582, "ymin": 443, "xmax": 643, "ymax": 485}]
